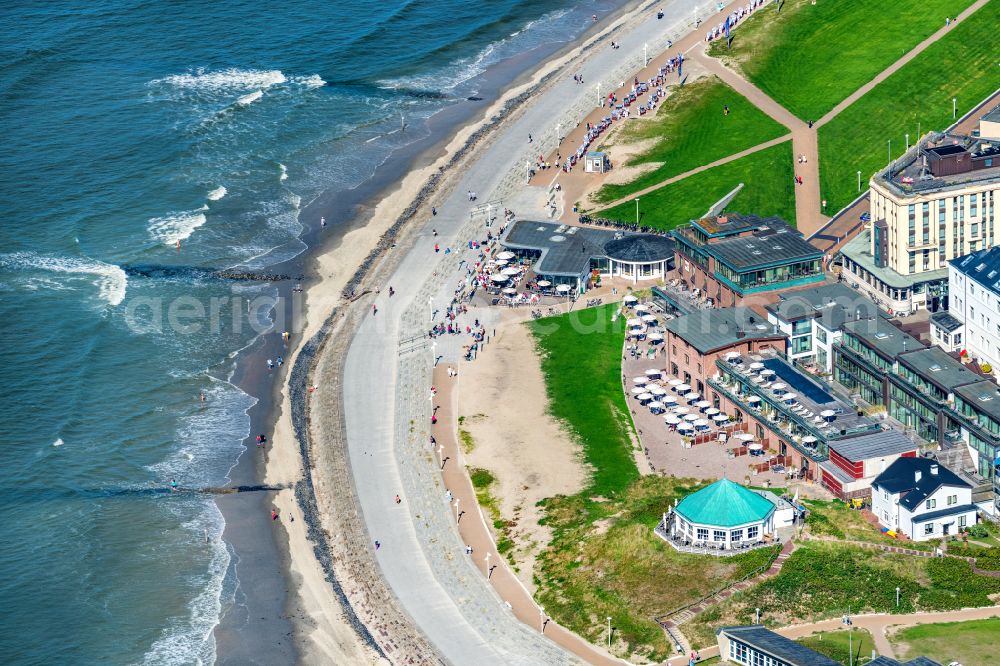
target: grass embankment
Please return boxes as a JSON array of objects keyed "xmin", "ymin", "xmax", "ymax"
[
  {"xmin": 685, "ymin": 541, "xmax": 1000, "ymax": 648},
  {"xmin": 804, "ymin": 499, "xmax": 935, "ymax": 551},
  {"xmin": 599, "ymin": 142, "xmax": 795, "ymax": 230},
  {"xmin": 818, "ymin": 0, "xmax": 1000, "ymax": 210},
  {"xmin": 892, "ymin": 618, "xmax": 1000, "ymax": 666},
  {"xmin": 797, "ymin": 628, "xmax": 875, "ymax": 666},
  {"xmin": 468, "ymin": 466, "xmax": 517, "ymax": 561},
  {"xmin": 529, "ymin": 305, "xmax": 781, "ymax": 660},
  {"xmin": 591, "ymin": 76, "xmax": 787, "ymax": 204},
  {"xmin": 709, "ymin": 0, "xmax": 976, "ymax": 121}
]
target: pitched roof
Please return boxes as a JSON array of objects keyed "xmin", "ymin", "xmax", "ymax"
[
  {"xmin": 664, "ymin": 306, "xmax": 784, "ymax": 354},
  {"xmin": 602, "ymin": 234, "xmax": 674, "ymax": 263},
  {"xmin": 716, "ymin": 625, "xmax": 840, "ymax": 666},
  {"xmin": 675, "ymin": 479, "xmax": 775, "ymax": 527},
  {"xmin": 951, "ymin": 246, "xmax": 1000, "ymax": 294},
  {"xmin": 765, "ymin": 282, "xmax": 879, "ymax": 330},
  {"xmin": 708, "ymin": 225, "xmax": 822, "ymax": 271},
  {"xmin": 869, "ymin": 657, "xmax": 944, "ymax": 666},
  {"xmin": 872, "ymin": 457, "xmax": 971, "ymax": 511},
  {"xmin": 897, "ymin": 347, "xmax": 982, "ymax": 392}
]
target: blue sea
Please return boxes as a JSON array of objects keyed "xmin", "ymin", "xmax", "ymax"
[{"xmin": 0, "ymin": 0, "xmax": 622, "ymax": 663}]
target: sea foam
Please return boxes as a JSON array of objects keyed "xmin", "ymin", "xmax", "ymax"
[
  {"xmin": 0, "ymin": 252, "xmax": 128, "ymax": 306},
  {"xmin": 152, "ymin": 68, "xmax": 287, "ymax": 92},
  {"xmin": 148, "ymin": 206, "xmax": 209, "ymax": 245},
  {"xmin": 235, "ymin": 90, "xmax": 263, "ymax": 106},
  {"xmin": 206, "ymin": 185, "xmax": 227, "ymax": 201}
]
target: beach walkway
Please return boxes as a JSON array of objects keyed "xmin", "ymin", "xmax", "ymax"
[{"xmin": 551, "ymin": 0, "xmax": 990, "ymax": 238}]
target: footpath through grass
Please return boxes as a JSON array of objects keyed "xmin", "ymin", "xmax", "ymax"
[
  {"xmin": 591, "ymin": 76, "xmax": 787, "ymax": 204},
  {"xmin": 599, "ymin": 141, "xmax": 795, "ymax": 230},
  {"xmin": 709, "ymin": 0, "xmax": 976, "ymax": 121},
  {"xmin": 797, "ymin": 628, "xmax": 875, "ymax": 666},
  {"xmin": 685, "ymin": 541, "xmax": 1000, "ymax": 649},
  {"xmin": 818, "ymin": 0, "xmax": 1000, "ymax": 211},
  {"xmin": 892, "ymin": 618, "xmax": 1000, "ymax": 666},
  {"xmin": 529, "ymin": 303, "xmax": 637, "ymax": 496}
]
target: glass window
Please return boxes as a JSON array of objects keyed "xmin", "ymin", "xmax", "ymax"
[
  {"xmin": 747, "ymin": 525, "xmax": 759, "ymax": 540},
  {"xmin": 731, "ymin": 529, "xmax": 744, "ymax": 542},
  {"xmin": 924, "ymin": 523, "xmax": 934, "ymax": 535},
  {"xmin": 713, "ymin": 529, "xmax": 726, "ymax": 542},
  {"xmin": 926, "ymin": 498, "xmax": 937, "ymax": 509},
  {"xmin": 696, "ymin": 527, "xmax": 708, "ymax": 540}
]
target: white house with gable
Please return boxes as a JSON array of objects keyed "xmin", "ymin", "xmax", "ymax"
[{"xmin": 871, "ymin": 457, "xmax": 977, "ymax": 541}]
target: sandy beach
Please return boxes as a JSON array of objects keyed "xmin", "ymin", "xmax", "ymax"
[
  {"xmin": 458, "ymin": 312, "xmax": 588, "ymax": 591},
  {"xmin": 250, "ymin": 0, "xmax": 743, "ymax": 662}
]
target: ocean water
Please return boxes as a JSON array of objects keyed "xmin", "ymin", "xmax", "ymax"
[{"xmin": 0, "ymin": 0, "xmax": 623, "ymax": 663}]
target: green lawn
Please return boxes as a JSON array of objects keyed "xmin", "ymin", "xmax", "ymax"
[
  {"xmin": 804, "ymin": 499, "xmax": 935, "ymax": 551},
  {"xmin": 797, "ymin": 628, "xmax": 876, "ymax": 666},
  {"xmin": 598, "ymin": 141, "xmax": 795, "ymax": 230},
  {"xmin": 529, "ymin": 303, "xmax": 638, "ymax": 496},
  {"xmin": 591, "ymin": 76, "xmax": 788, "ymax": 204},
  {"xmin": 818, "ymin": 0, "xmax": 1000, "ymax": 211},
  {"xmin": 535, "ymin": 476, "xmax": 781, "ymax": 661},
  {"xmin": 685, "ymin": 541, "xmax": 1000, "ymax": 649},
  {"xmin": 892, "ymin": 618, "xmax": 1000, "ymax": 666},
  {"xmin": 709, "ymin": 0, "xmax": 977, "ymax": 121}
]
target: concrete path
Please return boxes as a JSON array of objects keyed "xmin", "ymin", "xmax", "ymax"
[{"xmin": 338, "ymin": 1, "xmax": 758, "ymax": 664}]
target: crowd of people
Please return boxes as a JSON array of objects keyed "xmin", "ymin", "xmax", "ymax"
[{"xmin": 705, "ymin": 0, "xmax": 767, "ymax": 43}]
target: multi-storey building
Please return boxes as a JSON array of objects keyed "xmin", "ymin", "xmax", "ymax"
[
  {"xmin": 818, "ymin": 430, "xmax": 917, "ymax": 501},
  {"xmin": 944, "ymin": 246, "xmax": 1000, "ymax": 373},
  {"xmin": 672, "ymin": 214, "xmax": 824, "ymax": 309},
  {"xmin": 839, "ymin": 123, "xmax": 1000, "ymax": 315},
  {"xmin": 871, "ymin": 457, "xmax": 976, "ymax": 541},
  {"xmin": 764, "ymin": 282, "xmax": 878, "ymax": 373},
  {"xmin": 832, "ymin": 316, "xmax": 999, "ymax": 512}
]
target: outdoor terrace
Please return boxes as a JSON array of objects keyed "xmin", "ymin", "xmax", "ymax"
[{"xmin": 711, "ymin": 351, "xmax": 880, "ymax": 460}]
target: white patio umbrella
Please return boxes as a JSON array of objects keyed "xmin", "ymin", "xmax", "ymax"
[
  {"xmin": 749, "ymin": 362, "xmax": 764, "ymax": 371},
  {"xmin": 626, "ymin": 318, "xmax": 642, "ymax": 327},
  {"xmin": 760, "ymin": 369, "xmax": 776, "ymax": 378},
  {"xmin": 634, "ymin": 303, "xmax": 649, "ymax": 312},
  {"xmin": 494, "ymin": 258, "xmax": 509, "ymax": 266},
  {"xmin": 496, "ymin": 251, "xmax": 515, "ymax": 260},
  {"xmin": 623, "ymin": 295, "xmax": 638, "ymax": 304},
  {"xmin": 693, "ymin": 419, "xmax": 710, "ymax": 428},
  {"xmin": 662, "ymin": 395, "xmax": 678, "ymax": 404},
  {"xmin": 724, "ymin": 351, "xmax": 741, "ymax": 360},
  {"xmin": 633, "ymin": 376, "xmax": 649, "ymax": 384},
  {"xmin": 683, "ymin": 413, "xmax": 700, "ymax": 422},
  {"xmin": 536, "ymin": 280, "xmax": 552, "ymax": 287},
  {"xmin": 637, "ymin": 392, "xmax": 653, "ymax": 401},
  {"xmin": 802, "ymin": 436, "xmax": 818, "ymax": 444},
  {"xmin": 502, "ymin": 266, "xmax": 521, "ymax": 276},
  {"xmin": 490, "ymin": 274, "xmax": 509, "ymax": 283},
  {"xmin": 747, "ymin": 443, "xmax": 763, "ymax": 451},
  {"xmin": 502, "ymin": 287, "xmax": 517, "ymax": 295},
  {"xmin": 648, "ymin": 401, "xmax": 665, "ymax": 411},
  {"xmin": 771, "ymin": 383, "xmax": 787, "ymax": 394},
  {"xmin": 782, "ymin": 392, "xmax": 797, "ymax": 403},
  {"xmin": 664, "ymin": 415, "xmax": 681, "ymax": 425},
  {"xmin": 713, "ymin": 414, "xmax": 730, "ymax": 423},
  {"xmin": 685, "ymin": 392, "xmax": 701, "ymax": 402},
  {"xmin": 746, "ymin": 395, "xmax": 761, "ymax": 403},
  {"xmin": 645, "ymin": 368, "xmax": 662, "ymax": 377},
  {"xmin": 648, "ymin": 332, "xmax": 664, "ymax": 342},
  {"xmin": 676, "ymin": 422, "xmax": 694, "ymax": 431},
  {"xmin": 704, "ymin": 407, "xmax": 720, "ymax": 416},
  {"xmin": 641, "ymin": 314, "xmax": 657, "ymax": 323},
  {"xmin": 649, "ymin": 386, "xmax": 668, "ymax": 396},
  {"xmin": 674, "ymin": 384, "xmax": 690, "ymax": 394},
  {"xmin": 695, "ymin": 400, "xmax": 711, "ymax": 409},
  {"xmin": 556, "ymin": 284, "xmax": 571, "ymax": 293},
  {"xmin": 630, "ymin": 386, "xmax": 647, "ymax": 395},
  {"xmin": 734, "ymin": 433, "xmax": 755, "ymax": 441},
  {"xmin": 673, "ymin": 406, "xmax": 690, "ymax": 414},
  {"xmin": 820, "ymin": 409, "xmax": 837, "ymax": 419}
]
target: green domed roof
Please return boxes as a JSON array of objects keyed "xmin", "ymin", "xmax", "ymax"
[{"xmin": 675, "ymin": 479, "xmax": 774, "ymax": 527}]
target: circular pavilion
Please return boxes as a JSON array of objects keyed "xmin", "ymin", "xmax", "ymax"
[
  {"xmin": 670, "ymin": 478, "xmax": 776, "ymax": 548},
  {"xmin": 602, "ymin": 234, "xmax": 674, "ymax": 283}
]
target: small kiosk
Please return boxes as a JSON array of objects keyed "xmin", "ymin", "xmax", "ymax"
[{"xmin": 584, "ymin": 151, "xmax": 610, "ymax": 173}]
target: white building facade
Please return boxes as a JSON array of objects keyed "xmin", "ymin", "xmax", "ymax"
[
  {"xmin": 871, "ymin": 459, "xmax": 976, "ymax": 541},
  {"xmin": 947, "ymin": 247, "xmax": 1000, "ymax": 374}
]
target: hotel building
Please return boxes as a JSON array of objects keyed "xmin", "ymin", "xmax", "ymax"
[{"xmin": 839, "ymin": 124, "xmax": 1000, "ymax": 315}]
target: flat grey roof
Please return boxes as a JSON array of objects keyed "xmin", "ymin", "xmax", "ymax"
[
  {"xmin": 953, "ymin": 379, "xmax": 1000, "ymax": 423},
  {"xmin": 665, "ymin": 306, "xmax": 783, "ymax": 354},
  {"xmin": 828, "ymin": 429, "xmax": 916, "ymax": 462},
  {"xmin": 840, "ymin": 230, "xmax": 948, "ymax": 289},
  {"xmin": 501, "ymin": 220, "xmax": 614, "ymax": 277},
  {"xmin": 843, "ymin": 316, "xmax": 923, "ymax": 358},
  {"xmin": 717, "ymin": 625, "xmax": 840, "ymax": 666},
  {"xmin": 984, "ymin": 102, "xmax": 1000, "ymax": 124},
  {"xmin": 897, "ymin": 347, "xmax": 982, "ymax": 392},
  {"xmin": 766, "ymin": 281, "xmax": 880, "ymax": 329},
  {"xmin": 930, "ymin": 311, "xmax": 963, "ymax": 332},
  {"xmin": 709, "ymin": 226, "xmax": 822, "ymax": 271}
]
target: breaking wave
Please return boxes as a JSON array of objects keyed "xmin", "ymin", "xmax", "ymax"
[
  {"xmin": 0, "ymin": 252, "xmax": 128, "ymax": 306},
  {"xmin": 148, "ymin": 206, "xmax": 209, "ymax": 245}
]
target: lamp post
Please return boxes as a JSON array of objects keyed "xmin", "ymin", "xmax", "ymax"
[
  {"xmin": 896, "ymin": 586, "xmax": 901, "ymax": 607},
  {"xmin": 485, "ymin": 552, "xmax": 492, "ymax": 575},
  {"xmin": 539, "ymin": 607, "xmax": 545, "ymax": 633},
  {"xmin": 905, "ymin": 133, "xmax": 909, "ymax": 151},
  {"xmin": 635, "ymin": 198, "xmax": 640, "ymax": 225},
  {"xmin": 857, "ymin": 170, "xmax": 862, "ymax": 193},
  {"xmin": 607, "ymin": 616, "xmax": 612, "ymax": 648},
  {"xmin": 644, "ymin": 42, "xmax": 648, "ymax": 67},
  {"xmin": 755, "ymin": 608, "xmax": 760, "ymax": 624},
  {"xmin": 953, "ymin": 97, "xmax": 957, "ymax": 119},
  {"xmin": 556, "ymin": 122, "xmax": 561, "ymax": 143}
]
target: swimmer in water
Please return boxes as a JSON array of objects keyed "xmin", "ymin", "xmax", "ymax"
[
  {"xmin": 320, "ymin": 216, "xmax": 326, "ymax": 227},
  {"xmin": 170, "ymin": 479, "xmax": 179, "ymax": 491}
]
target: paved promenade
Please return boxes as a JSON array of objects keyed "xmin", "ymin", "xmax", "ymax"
[{"xmin": 337, "ymin": 1, "xmax": 753, "ymax": 663}]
